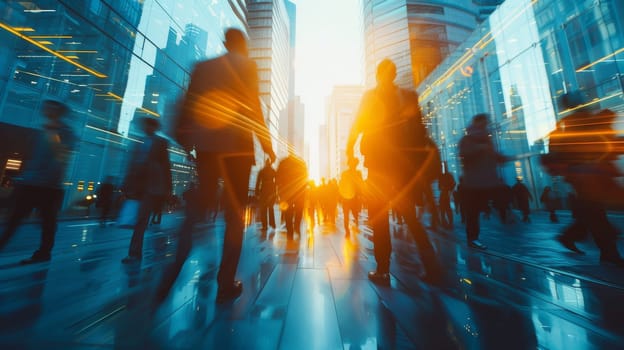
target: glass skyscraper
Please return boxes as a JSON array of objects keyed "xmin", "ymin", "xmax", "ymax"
[
  {"xmin": 0, "ymin": 0, "xmax": 247, "ymax": 208},
  {"xmin": 246, "ymin": 0, "xmax": 291, "ymax": 157},
  {"xmin": 417, "ymin": 0, "xmax": 624, "ymax": 204},
  {"xmin": 362, "ymin": 0, "xmax": 503, "ymax": 89}
]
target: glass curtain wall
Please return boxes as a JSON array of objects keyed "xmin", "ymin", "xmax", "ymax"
[
  {"xmin": 0, "ymin": 0, "xmax": 247, "ymax": 209},
  {"xmin": 417, "ymin": 0, "xmax": 624, "ymax": 207}
]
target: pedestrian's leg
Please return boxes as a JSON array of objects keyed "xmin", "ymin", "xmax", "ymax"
[
  {"xmin": 284, "ymin": 204, "xmax": 294, "ymax": 238},
  {"xmin": 268, "ymin": 202, "xmax": 276, "ymax": 228},
  {"xmin": 216, "ymin": 155, "xmax": 252, "ymax": 292},
  {"xmin": 259, "ymin": 202, "xmax": 268, "ymax": 229},
  {"xmin": 465, "ymin": 189, "xmax": 482, "ymax": 244},
  {"xmin": 367, "ymin": 174, "xmax": 391, "ymax": 274},
  {"xmin": 127, "ymin": 196, "xmax": 154, "ymax": 259},
  {"xmin": 0, "ymin": 186, "xmax": 34, "ymax": 251},
  {"xmin": 155, "ymin": 213, "xmax": 194, "ymax": 303},
  {"xmin": 36, "ymin": 188, "xmax": 63, "ymax": 258},
  {"xmin": 400, "ymin": 199, "xmax": 440, "ymax": 279}
]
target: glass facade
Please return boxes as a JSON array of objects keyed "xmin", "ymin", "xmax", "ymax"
[
  {"xmin": 362, "ymin": 0, "xmax": 496, "ymax": 89},
  {"xmin": 247, "ymin": 0, "xmax": 290, "ymax": 157},
  {"xmin": 0, "ymin": 0, "xmax": 247, "ymax": 208},
  {"xmin": 417, "ymin": 0, "xmax": 624, "ymax": 206}
]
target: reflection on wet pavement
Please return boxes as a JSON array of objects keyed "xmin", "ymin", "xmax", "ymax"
[{"xmin": 0, "ymin": 210, "xmax": 623, "ymax": 349}]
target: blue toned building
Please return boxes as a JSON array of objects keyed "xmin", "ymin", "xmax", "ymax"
[
  {"xmin": 0, "ymin": 0, "xmax": 247, "ymax": 209},
  {"xmin": 246, "ymin": 0, "xmax": 291, "ymax": 158},
  {"xmin": 417, "ymin": 0, "xmax": 624, "ymax": 204},
  {"xmin": 362, "ymin": 0, "xmax": 504, "ymax": 90}
]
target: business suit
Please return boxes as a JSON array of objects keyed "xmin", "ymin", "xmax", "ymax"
[{"xmin": 159, "ymin": 37, "xmax": 274, "ymax": 302}]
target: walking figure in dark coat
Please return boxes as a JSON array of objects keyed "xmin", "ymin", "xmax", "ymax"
[
  {"xmin": 512, "ymin": 178, "xmax": 532, "ymax": 223},
  {"xmin": 347, "ymin": 59, "xmax": 441, "ymax": 286},
  {"xmin": 121, "ymin": 117, "xmax": 172, "ymax": 264},
  {"xmin": 157, "ymin": 28, "xmax": 275, "ymax": 304},
  {"xmin": 0, "ymin": 100, "xmax": 77, "ymax": 264}
]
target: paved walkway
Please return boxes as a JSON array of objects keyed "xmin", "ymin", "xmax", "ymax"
[{"xmin": 0, "ymin": 208, "xmax": 622, "ymax": 349}]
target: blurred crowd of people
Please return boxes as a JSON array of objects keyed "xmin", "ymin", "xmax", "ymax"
[{"xmin": 1, "ymin": 29, "xmax": 623, "ymax": 310}]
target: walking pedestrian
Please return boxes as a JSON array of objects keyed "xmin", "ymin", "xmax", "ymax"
[
  {"xmin": 0, "ymin": 100, "xmax": 77, "ymax": 264},
  {"xmin": 157, "ymin": 28, "xmax": 275, "ymax": 303},
  {"xmin": 255, "ymin": 159, "xmax": 277, "ymax": 230},
  {"xmin": 347, "ymin": 58, "xmax": 441, "ymax": 285},
  {"xmin": 121, "ymin": 117, "xmax": 172, "ymax": 264},
  {"xmin": 458, "ymin": 114, "xmax": 509, "ymax": 250}
]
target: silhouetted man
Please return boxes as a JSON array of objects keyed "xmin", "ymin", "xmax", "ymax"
[
  {"xmin": 512, "ymin": 178, "xmax": 532, "ymax": 223},
  {"xmin": 159, "ymin": 28, "xmax": 275, "ymax": 303},
  {"xmin": 96, "ymin": 176, "xmax": 115, "ymax": 226},
  {"xmin": 276, "ymin": 154, "xmax": 307, "ymax": 239},
  {"xmin": 459, "ymin": 114, "xmax": 508, "ymax": 250},
  {"xmin": 339, "ymin": 158, "xmax": 364, "ymax": 238},
  {"xmin": 255, "ymin": 159, "xmax": 277, "ymax": 230},
  {"xmin": 347, "ymin": 59, "xmax": 440, "ymax": 286},
  {"xmin": 121, "ymin": 117, "xmax": 172, "ymax": 264},
  {"xmin": 0, "ymin": 100, "xmax": 77, "ymax": 264},
  {"xmin": 438, "ymin": 167, "xmax": 456, "ymax": 227}
]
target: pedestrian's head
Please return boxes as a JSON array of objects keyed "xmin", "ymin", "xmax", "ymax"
[
  {"xmin": 265, "ymin": 158, "xmax": 272, "ymax": 167},
  {"xmin": 224, "ymin": 28, "xmax": 248, "ymax": 56},
  {"xmin": 42, "ymin": 100, "xmax": 69, "ymax": 120},
  {"xmin": 376, "ymin": 59, "xmax": 396, "ymax": 87},
  {"xmin": 139, "ymin": 117, "xmax": 160, "ymax": 136},
  {"xmin": 471, "ymin": 113, "xmax": 489, "ymax": 130}
]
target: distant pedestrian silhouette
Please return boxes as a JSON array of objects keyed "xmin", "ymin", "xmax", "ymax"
[
  {"xmin": 121, "ymin": 117, "xmax": 172, "ymax": 264},
  {"xmin": 0, "ymin": 100, "xmax": 77, "ymax": 264},
  {"xmin": 96, "ymin": 176, "xmax": 115, "ymax": 226},
  {"xmin": 276, "ymin": 154, "xmax": 308, "ymax": 239},
  {"xmin": 157, "ymin": 28, "xmax": 275, "ymax": 304},
  {"xmin": 339, "ymin": 158, "xmax": 364, "ymax": 237},
  {"xmin": 458, "ymin": 114, "xmax": 509, "ymax": 250},
  {"xmin": 540, "ymin": 186, "xmax": 558, "ymax": 223},
  {"xmin": 512, "ymin": 178, "xmax": 532, "ymax": 223},
  {"xmin": 347, "ymin": 58, "xmax": 441, "ymax": 286},
  {"xmin": 255, "ymin": 159, "xmax": 277, "ymax": 230},
  {"xmin": 438, "ymin": 167, "xmax": 456, "ymax": 228}
]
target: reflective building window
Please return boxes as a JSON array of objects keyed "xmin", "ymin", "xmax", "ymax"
[
  {"xmin": 417, "ymin": 0, "xmax": 624, "ymax": 205},
  {"xmin": 0, "ymin": 0, "xmax": 246, "ymax": 207}
]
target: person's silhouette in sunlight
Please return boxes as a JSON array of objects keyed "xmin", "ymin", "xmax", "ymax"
[
  {"xmin": 276, "ymin": 153, "xmax": 308, "ymax": 240},
  {"xmin": 157, "ymin": 28, "xmax": 276, "ymax": 304},
  {"xmin": 346, "ymin": 59, "xmax": 441, "ymax": 286}
]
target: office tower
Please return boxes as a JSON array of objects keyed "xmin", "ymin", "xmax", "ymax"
[
  {"xmin": 327, "ymin": 85, "xmax": 364, "ymax": 179},
  {"xmin": 246, "ymin": 0, "xmax": 291, "ymax": 155},
  {"xmin": 362, "ymin": 0, "xmax": 504, "ymax": 89}
]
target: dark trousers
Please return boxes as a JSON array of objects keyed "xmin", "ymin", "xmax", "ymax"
[
  {"xmin": 99, "ymin": 201, "xmax": 112, "ymax": 224},
  {"xmin": 157, "ymin": 152, "xmax": 253, "ymax": 299},
  {"xmin": 439, "ymin": 196, "xmax": 453, "ymax": 226},
  {"xmin": 422, "ymin": 184, "xmax": 440, "ymax": 228},
  {"xmin": 0, "ymin": 185, "xmax": 63, "ymax": 257},
  {"xmin": 343, "ymin": 199, "xmax": 360, "ymax": 232},
  {"xmin": 284, "ymin": 196, "xmax": 304, "ymax": 238},
  {"xmin": 258, "ymin": 200, "xmax": 275, "ymax": 229},
  {"xmin": 367, "ymin": 171, "xmax": 439, "ymax": 275},
  {"xmin": 561, "ymin": 198, "xmax": 619, "ymax": 258},
  {"xmin": 127, "ymin": 194, "xmax": 163, "ymax": 258},
  {"xmin": 464, "ymin": 187, "xmax": 494, "ymax": 242}
]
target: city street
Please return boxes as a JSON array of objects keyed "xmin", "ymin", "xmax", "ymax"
[{"xmin": 0, "ymin": 209, "xmax": 623, "ymax": 349}]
